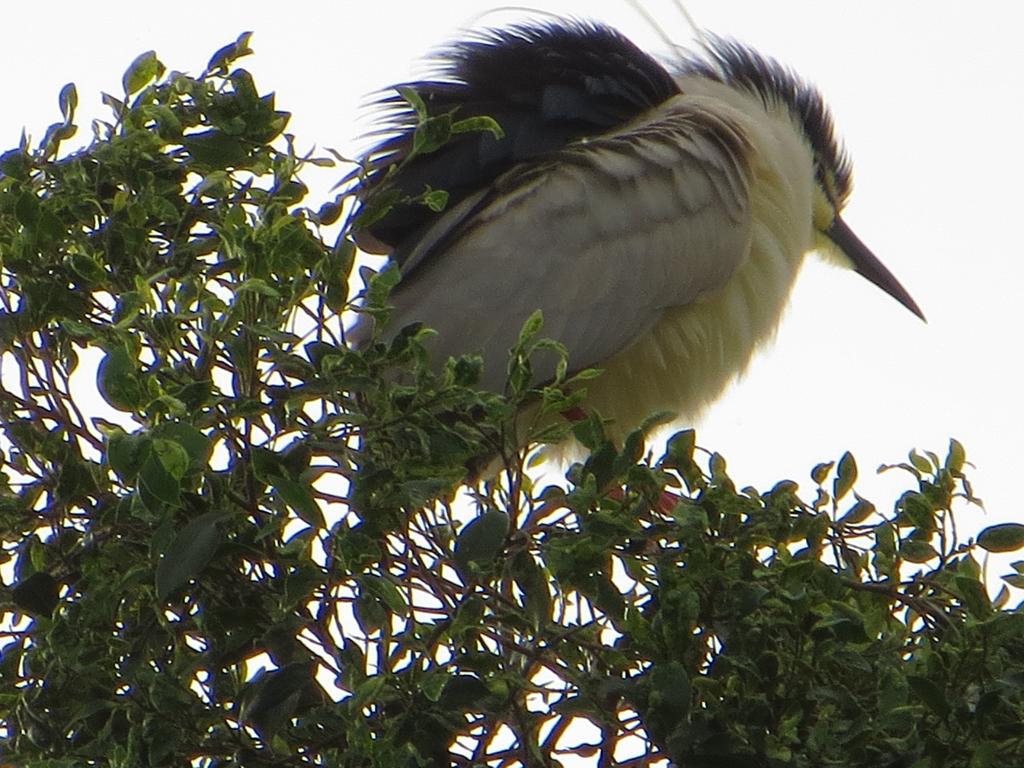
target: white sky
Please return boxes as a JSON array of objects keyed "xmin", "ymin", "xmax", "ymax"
[{"xmin": 2, "ymin": 2, "xmax": 1020, "ymax": 548}]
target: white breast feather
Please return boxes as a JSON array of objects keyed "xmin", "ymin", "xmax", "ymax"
[{"xmin": 580, "ymin": 85, "xmax": 817, "ymax": 441}]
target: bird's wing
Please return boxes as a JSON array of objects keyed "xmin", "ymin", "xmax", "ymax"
[{"xmin": 379, "ymin": 99, "xmax": 754, "ymax": 390}]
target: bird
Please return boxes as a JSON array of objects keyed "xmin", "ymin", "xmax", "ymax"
[{"xmin": 350, "ymin": 18, "xmax": 923, "ymax": 444}]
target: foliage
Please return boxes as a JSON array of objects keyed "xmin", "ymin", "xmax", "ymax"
[{"xmin": 0, "ymin": 38, "xmax": 1022, "ymax": 768}]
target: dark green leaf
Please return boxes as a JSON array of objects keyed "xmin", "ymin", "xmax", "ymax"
[
  {"xmin": 420, "ymin": 670, "xmax": 448, "ymax": 703},
  {"xmin": 977, "ymin": 523, "xmax": 1024, "ymax": 553},
  {"xmin": 969, "ymin": 741, "xmax": 997, "ymax": 768},
  {"xmin": 183, "ymin": 129, "xmax": 251, "ymax": 168},
  {"xmin": 238, "ymin": 661, "xmax": 315, "ymax": 736},
  {"xmin": 155, "ymin": 512, "xmax": 225, "ymax": 600},
  {"xmin": 838, "ymin": 496, "xmax": 875, "ymax": 525},
  {"xmin": 907, "ymin": 675, "xmax": 949, "ymax": 717},
  {"xmin": 647, "ymin": 661, "xmax": 691, "ymax": 733},
  {"xmin": 833, "ymin": 451, "xmax": 857, "ymax": 501},
  {"xmin": 511, "ymin": 549, "xmax": 551, "ymax": 627},
  {"xmin": 361, "ymin": 573, "xmax": 407, "ymax": 615},
  {"xmin": 1002, "ymin": 574, "xmax": 1024, "ymax": 589},
  {"xmin": 138, "ymin": 450, "xmax": 182, "ymax": 509},
  {"xmin": 270, "ymin": 475, "xmax": 325, "ymax": 528},
  {"xmin": 12, "ymin": 572, "xmax": 60, "ymax": 616},
  {"xmin": 899, "ymin": 540, "xmax": 937, "ymax": 563},
  {"xmin": 954, "ymin": 574, "xmax": 991, "ymax": 618},
  {"xmin": 454, "ymin": 510, "xmax": 509, "ymax": 576}
]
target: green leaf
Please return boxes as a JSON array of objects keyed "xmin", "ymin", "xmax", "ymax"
[
  {"xmin": 58, "ymin": 82, "xmax": 77, "ymax": 122},
  {"xmin": 361, "ymin": 573, "xmax": 407, "ymax": 615},
  {"xmin": 235, "ymin": 277, "xmax": 282, "ymax": 297},
  {"xmin": 898, "ymin": 491, "xmax": 934, "ymax": 529},
  {"xmin": 183, "ymin": 129, "xmax": 251, "ymax": 168},
  {"xmin": 833, "ymin": 451, "xmax": 857, "ymax": 501},
  {"xmin": 151, "ymin": 438, "xmax": 189, "ymax": 480},
  {"xmin": 156, "ymin": 512, "xmax": 225, "ymax": 600},
  {"xmin": 354, "ymin": 187, "xmax": 402, "ymax": 231},
  {"xmin": 648, "ymin": 661, "xmax": 691, "ymax": 729},
  {"xmin": 454, "ymin": 510, "xmax": 509, "ymax": 576},
  {"xmin": 270, "ymin": 475, "xmax": 325, "ymax": 528},
  {"xmin": 907, "ymin": 675, "xmax": 949, "ymax": 717},
  {"xmin": 106, "ymin": 429, "xmax": 152, "ymax": 483},
  {"xmin": 153, "ymin": 422, "xmax": 212, "ymax": 471},
  {"xmin": 709, "ymin": 451, "xmax": 728, "ymax": 481},
  {"xmin": 440, "ymin": 674, "xmax": 492, "ymax": 710},
  {"xmin": 206, "ymin": 31, "xmax": 254, "ymax": 73},
  {"xmin": 422, "ymin": 188, "xmax": 449, "ymax": 212},
  {"xmin": 122, "ymin": 50, "xmax": 162, "ymax": 95},
  {"xmin": 97, "ymin": 346, "xmax": 146, "ymax": 411},
  {"xmin": 977, "ymin": 523, "xmax": 1024, "ymax": 553},
  {"xmin": 969, "ymin": 741, "xmax": 997, "ymax": 768},
  {"xmin": 317, "ymin": 201, "xmax": 341, "ymax": 225},
  {"xmin": 662, "ymin": 429, "xmax": 696, "ymax": 466},
  {"xmin": 511, "ymin": 549, "xmax": 551, "ymax": 627},
  {"xmin": 238, "ymin": 662, "xmax": 314, "ymax": 737},
  {"xmin": 411, "ymin": 113, "xmax": 452, "ymax": 156},
  {"xmin": 420, "ymin": 670, "xmax": 448, "ymax": 703},
  {"xmin": 396, "ymin": 85, "xmax": 428, "ymax": 119},
  {"xmin": 908, "ymin": 449, "xmax": 932, "ymax": 474},
  {"xmin": 0, "ymin": 147, "xmax": 31, "ymax": 179},
  {"xmin": 873, "ymin": 523, "xmax": 897, "ymax": 576},
  {"xmin": 811, "ymin": 461, "xmax": 833, "ymax": 485},
  {"xmin": 517, "ymin": 310, "xmax": 544, "ymax": 346},
  {"xmin": 838, "ymin": 496, "xmax": 875, "ymax": 525},
  {"xmin": 14, "ymin": 190, "xmax": 40, "ymax": 227},
  {"xmin": 954, "ymin": 574, "xmax": 991, "ymax": 618},
  {"xmin": 946, "ymin": 438, "xmax": 966, "ymax": 474},
  {"xmin": 899, "ymin": 540, "xmax": 937, "ymax": 563},
  {"xmin": 12, "ymin": 572, "xmax": 60, "ymax": 616},
  {"xmin": 139, "ymin": 449, "xmax": 182, "ymax": 509},
  {"xmin": 354, "ymin": 588, "xmax": 387, "ymax": 634},
  {"xmin": 450, "ymin": 114, "xmax": 505, "ymax": 140}
]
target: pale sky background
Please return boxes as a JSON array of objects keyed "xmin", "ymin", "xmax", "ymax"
[{"xmin": 2, "ymin": 2, "xmax": 1020, "ymax": 555}]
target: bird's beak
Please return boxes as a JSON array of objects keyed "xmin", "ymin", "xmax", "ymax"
[{"xmin": 827, "ymin": 215, "xmax": 925, "ymax": 321}]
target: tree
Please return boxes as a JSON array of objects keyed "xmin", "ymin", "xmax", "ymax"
[{"xmin": 0, "ymin": 38, "xmax": 1022, "ymax": 768}]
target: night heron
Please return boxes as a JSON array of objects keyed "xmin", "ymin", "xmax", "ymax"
[{"xmin": 351, "ymin": 18, "xmax": 923, "ymax": 441}]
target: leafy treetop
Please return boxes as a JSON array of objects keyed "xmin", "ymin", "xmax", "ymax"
[{"xmin": 0, "ymin": 34, "xmax": 1021, "ymax": 768}]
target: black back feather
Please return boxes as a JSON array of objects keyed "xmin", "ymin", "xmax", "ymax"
[{"xmin": 357, "ymin": 19, "xmax": 680, "ymax": 260}]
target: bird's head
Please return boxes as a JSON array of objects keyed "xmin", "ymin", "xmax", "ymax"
[{"xmin": 677, "ymin": 36, "xmax": 925, "ymax": 321}]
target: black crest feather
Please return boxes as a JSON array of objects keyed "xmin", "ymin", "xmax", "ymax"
[{"xmin": 677, "ymin": 36, "xmax": 853, "ymax": 206}]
